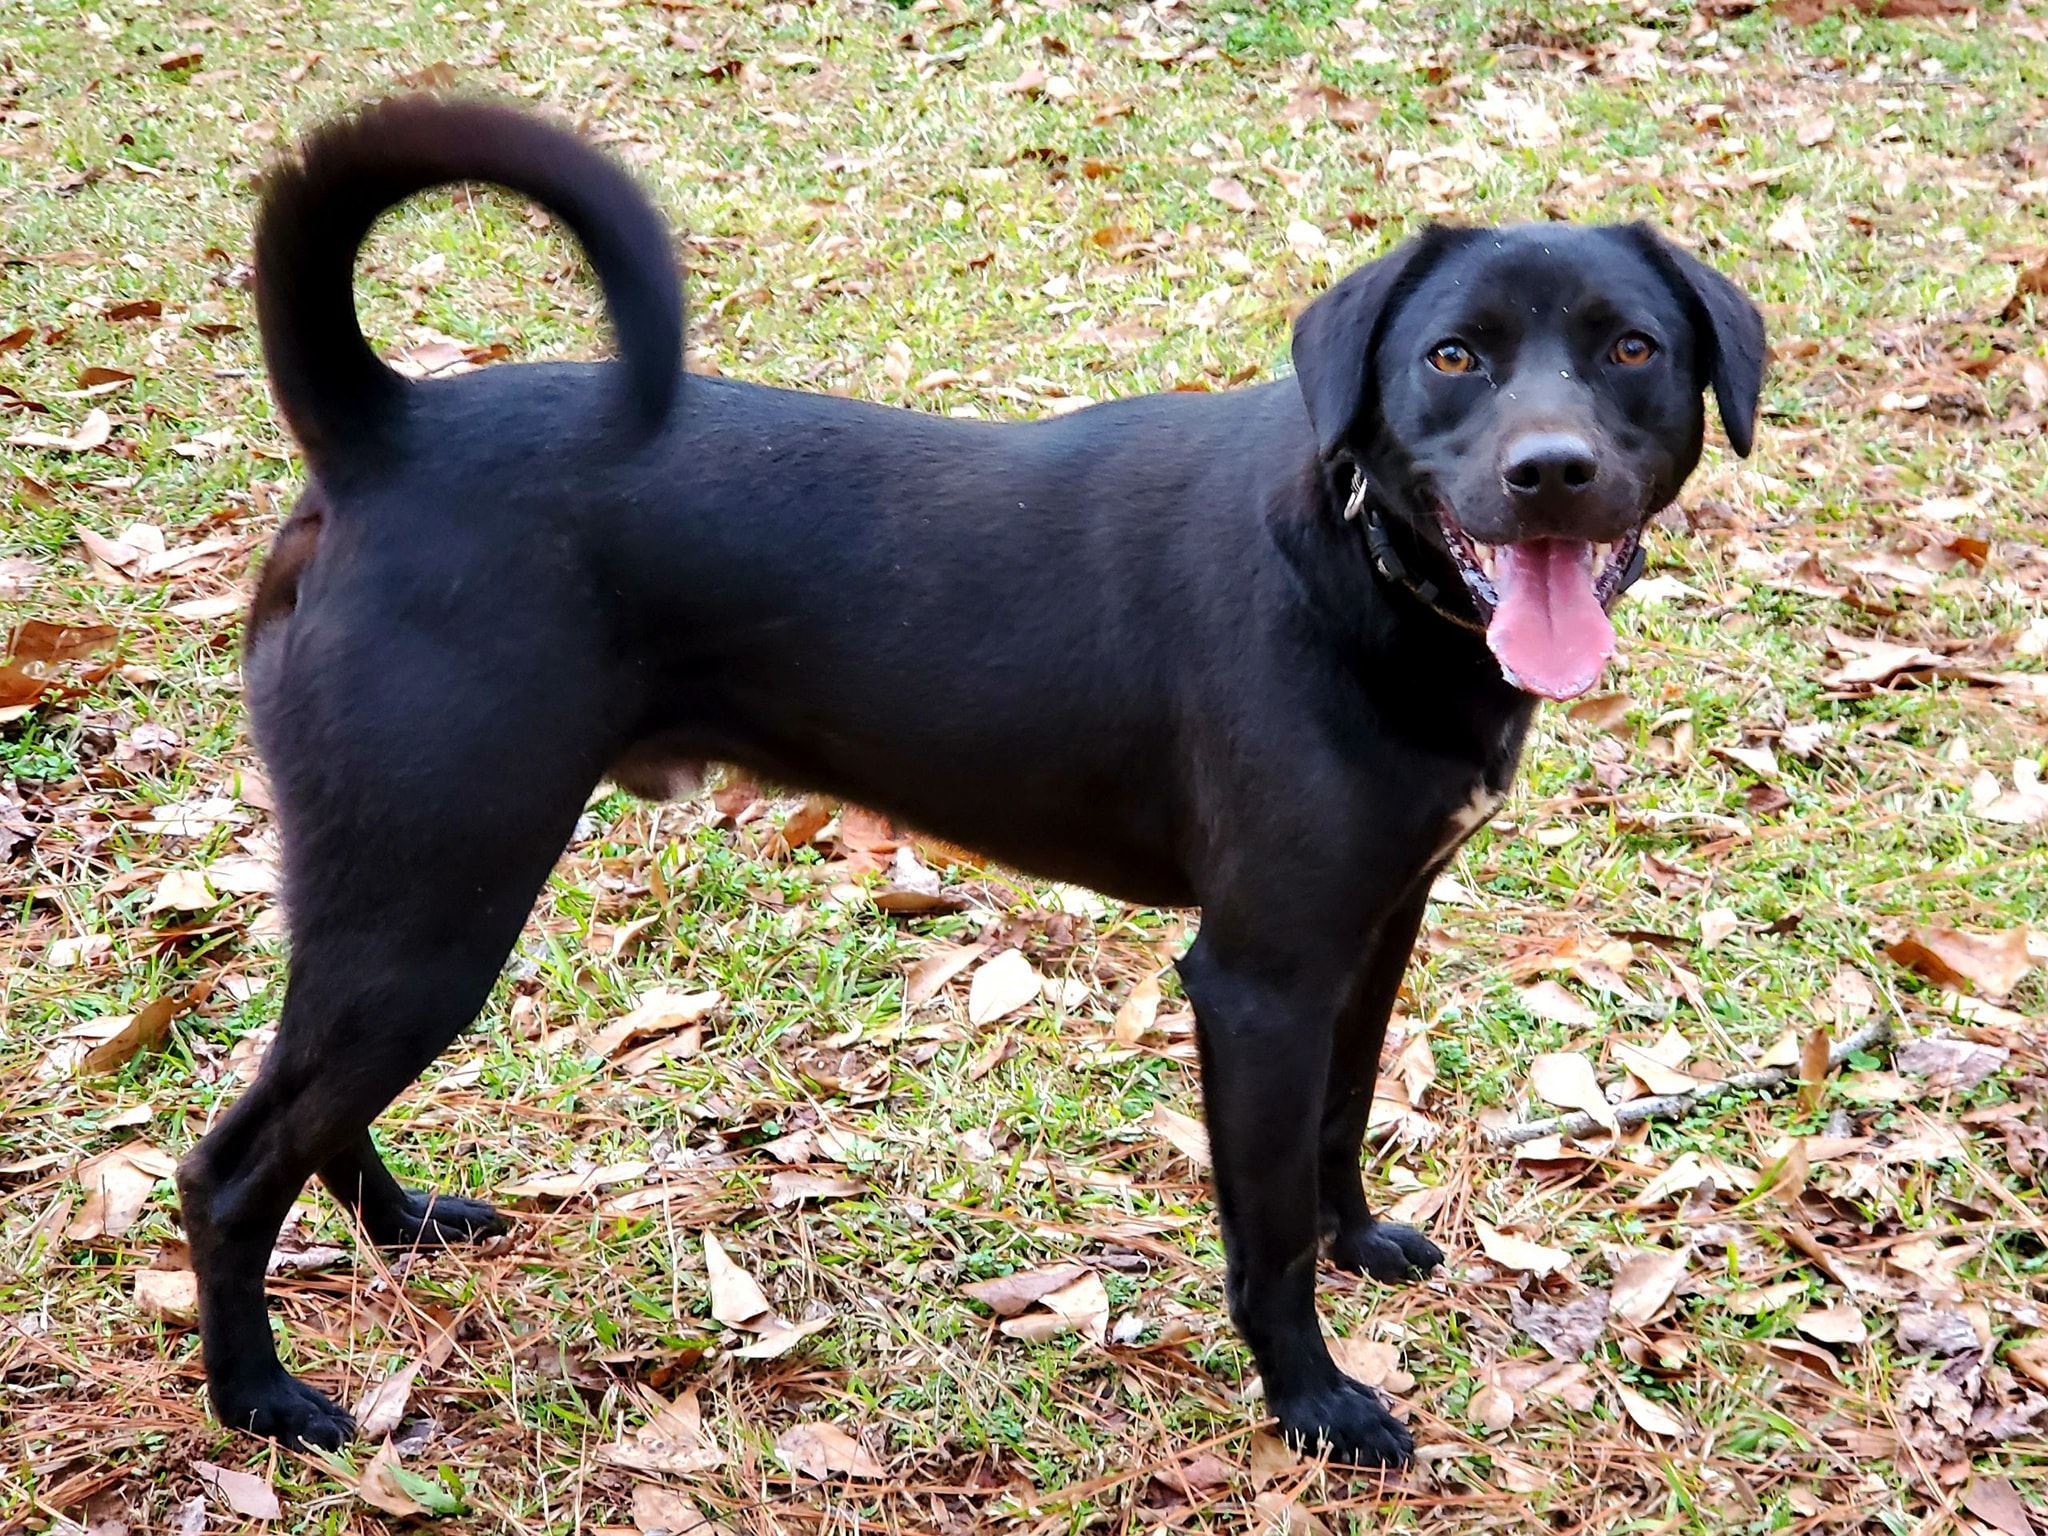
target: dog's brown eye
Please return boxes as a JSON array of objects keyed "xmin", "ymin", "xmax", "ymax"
[
  {"xmin": 1611, "ymin": 333, "xmax": 1657, "ymax": 367},
  {"xmin": 1427, "ymin": 342, "xmax": 1476, "ymax": 375}
]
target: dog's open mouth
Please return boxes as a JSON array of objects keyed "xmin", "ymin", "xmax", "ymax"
[{"xmin": 1436, "ymin": 508, "xmax": 1645, "ymax": 702}]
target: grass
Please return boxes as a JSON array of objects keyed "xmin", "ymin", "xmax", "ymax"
[{"xmin": 4, "ymin": 0, "xmax": 2048, "ymax": 1530}]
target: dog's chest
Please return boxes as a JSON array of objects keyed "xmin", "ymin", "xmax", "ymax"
[{"xmin": 1430, "ymin": 781, "xmax": 1506, "ymax": 864}]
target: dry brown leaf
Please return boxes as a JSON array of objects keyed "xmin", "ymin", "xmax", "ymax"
[
  {"xmin": 961, "ymin": 1262, "xmax": 1088, "ymax": 1317},
  {"xmin": 967, "ymin": 948, "xmax": 1040, "ymax": 1025},
  {"xmin": 1795, "ymin": 1304, "xmax": 1869, "ymax": 1345},
  {"xmin": 1474, "ymin": 1221, "xmax": 1571, "ymax": 1277},
  {"xmin": 775, "ymin": 1421, "xmax": 885, "ymax": 1480},
  {"xmin": 1615, "ymin": 1384, "xmax": 1686, "ymax": 1437},
  {"xmin": 766, "ymin": 1171, "xmax": 862, "ymax": 1207},
  {"xmin": 633, "ymin": 1485, "xmax": 729, "ymax": 1536},
  {"xmin": 1766, "ymin": 203, "xmax": 1816, "ymax": 254},
  {"xmin": 1798, "ymin": 1024, "xmax": 1831, "ymax": 1113},
  {"xmin": 8, "ymin": 408, "xmax": 112, "ymax": 452},
  {"xmin": 1886, "ymin": 925, "xmax": 2034, "ymax": 1000},
  {"xmin": 1252, "ymin": 1491, "xmax": 1334, "ymax": 1536},
  {"xmin": 351, "ymin": 1440, "xmax": 427, "ymax": 1517},
  {"xmin": 1698, "ymin": 908, "xmax": 1739, "ymax": 950},
  {"xmin": 1206, "ymin": 175, "xmax": 1257, "ymax": 214},
  {"xmin": 148, "ymin": 869, "xmax": 216, "ymax": 913},
  {"xmin": 1723, "ymin": 1280, "xmax": 1806, "ymax": 1316},
  {"xmin": 353, "ymin": 1361, "xmax": 422, "ymax": 1440},
  {"xmin": 1519, "ymin": 980, "xmax": 1597, "ymax": 1027},
  {"xmin": 998, "ymin": 1271, "xmax": 1110, "ymax": 1344},
  {"xmin": 194, "ymin": 1461, "xmax": 280, "ymax": 1520},
  {"xmin": 2007, "ymin": 1339, "xmax": 2048, "ymax": 1392},
  {"xmin": 1469, "ymin": 1382, "xmax": 1516, "ymax": 1432},
  {"xmin": 1146, "ymin": 1103, "xmax": 1211, "ymax": 1167},
  {"xmin": 135, "ymin": 1267, "xmax": 198, "ymax": 1325},
  {"xmin": 1962, "ymin": 1478, "xmax": 2036, "ymax": 1536},
  {"xmin": 591, "ymin": 988, "xmax": 719, "ymax": 1058},
  {"xmin": 727, "ymin": 1315, "xmax": 834, "ymax": 1360},
  {"xmin": 1528, "ymin": 1051, "xmax": 1616, "ymax": 1129},
  {"xmin": 904, "ymin": 941, "xmax": 985, "ymax": 1008},
  {"xmin": 81, "ymin": 989, "xmax": 200, "ymax": 1075},
  {"xmin": 68, "ymin": 1141, "xmax": 175, "ymax": 1240},
  {"xmin": 600, "ymin": 1388, "xmax": 726, "ymax": 1476},
  {"xmin": 704, "ymin": 1232, "xmax": 771, "ymax": 1328},
  {"xmin": 1610, "ymin": 1041, "xmax": 1702, "ymax": 1097},
  {"xmin": 1610, "ymin": 1246, "xmax": 1690, "ymax": 1327},
  {"xmin": 500, "ymin": 1160, "xmax": 651, "ymax": 1200},
  {"xmin": 1113, "ymin": 973, "xmax": 1162, "ymax": 1043},
  {"xmin": 1971, "ymin": 760, "xmax": 2048, "ymax": 826}
]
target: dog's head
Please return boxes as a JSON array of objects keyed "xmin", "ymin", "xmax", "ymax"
[{"xmin": 1292, "ymin": 223, "xmax": 1764, "ymax": 701}]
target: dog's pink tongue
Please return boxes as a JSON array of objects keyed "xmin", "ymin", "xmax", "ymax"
[{"xmin": 1485, "ymin": 539, "xmax": 1615, "ymax": 701}]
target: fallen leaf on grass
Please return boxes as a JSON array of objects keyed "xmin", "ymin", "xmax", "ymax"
[
  {"xmin": 1962, "ymin": 1477, "xmax": 2037, "ymax": 1536},
  {"xmin": 148, "ymin": 869, "xmax": 216, "ymax": 914},
  {"xmin": 135, "ymin": 1267, "xmax": 198, "ymax": 1325},
  {"xmin": 767, "ymin": 1171, "xmax": 862, "ymax": 1207},
  {"xmin": 1113, "ymin": 973, "xmax": 1162, "ymax": 1043},
  {"xmin": 1469, "ymin": 1382, "xmax": 1516, "ymax": 1432},
  {"xmin": 904, "ymin": 941, "xmax": 985, "ymax": 1008},
  {"xmin": 1794, "ymin": 1305, "xmax": 1869, "ymax": 1345},
  {"xmin": 1610, "ymin": 1246, "xmax": 1690, "ymax": 1326},
  {"xmin": 8, "ymin": 408, "xmax": 111, "ymax": 451},
  {"xmin": 600, "ymin": 1388, "xmax": 726, "ymax": 1476},
  {"xmin": 967, "ymin": 948, "xmax": 1040, "ymax": 1024},
  {"xmin": 1894, "ymin": 1304, "xmax": 1981, "ymax": 1358},
  {"xmin": 775, "ymin": 1421, "xmax": 885, "ymax": 1480},
  {"xmin": 1766, "ymin": 203, "xmax": 1816, "ymax": 255},
  {"xmin": 1798, "ymin": 1025, "xmax": 1831, "ymax": 1113},
  {"xmin": 1971, "ymin": 760, "xmax": 2048, "ymax": 826},
  {"xmin": 80, "ymin": 987, "xmax": 203, "ymax": 1075},
  {"xmin": 349, "ymin": 1440, "xmax": 463, "ymax": 1517},
  {"xmin": 194, "ymin": 1461, "xmax": 280, "ymax": 1520},
  {"xmin": 1475, "ymin": 1221, "xmax": 1572, "ymax": 1277},
  {"xmin": 961, "ymin": 1262, "xmax": 1088, "ymax": 1317},
  {"xmin": 1614, "ymin": 1384, "xmax": 1686, "ymax": 1437},
  {"xmin": 1253, "ymin": 1491, "xmax": 1334, "ymax": 1535},
  {"xmin": 1327, "ymin": 1335, "xmax": 1410, "ymax": 1391},
  {"xmin": 728, "ymin": 1315, "xmax": 834, "ymax": 1360},
  {"xmin": 1512, "ymin": 1290, "xmax": 1609, "ymax": 1359},
  {"xmin": 997, "ymin": 1270, "xmax": 1110, "ymax": 1344},
  {"xmin": 1722, "ymin": 1280, "xmax": 1806, "ymax": 1316},
  {"xmin": 704, "ymin": 1232, "xmax": 771, "ymax": 1329},
  {"xmin": 633, "ymin": 1485, "xmax": 730, "ymax": 1536},
  {"xmin": 1896, "ymin": 1036, "xmax": 2009, "ymax": 1092},
  {"xmin": 1519, "ymin": 980, "xmax": 1597, "ymax": 1027},
  {"xmin": 1206, "ymin": 175, "xmax": 1257, "ymax": 213},
  {"xmin": 1528, "ymin": 1051, "xmax": 1617, "ymax": 1129},
  {"xmin": 1146, "ymin": 1103, "xmax": 1211, "ymax": 1168},
  {"xmin": 590, "ymin": 988, "xmax": 719, "ymax": 1059},
  {"xmin": 354, "ymin": 1361, "xmax": 421, "ymax": 1439},
  {"xmin": 68, "ymin": 1141, "xmax": 175, "ymax": 1240},
  {"xmin": 500, "ymin": 1160, "xmax": 651, "ymax": 1200},
  {"xmin": 1611, "ymin": 1040, "xmax": 1702, "ymax": 1097},
  {"xmin": 1886, "ymin": 925, "xmax": 2035, "ymax": 1000}
]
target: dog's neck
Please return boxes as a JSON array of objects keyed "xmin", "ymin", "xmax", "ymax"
[{"xmin": 1330, "ymin": 464, "xmax": 1490, "ymax": 638}]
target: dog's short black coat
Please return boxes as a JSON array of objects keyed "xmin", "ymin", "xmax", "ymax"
[{"xmin": 178, "ymin": 97, "xmax": 1764, "ymax": 1464}]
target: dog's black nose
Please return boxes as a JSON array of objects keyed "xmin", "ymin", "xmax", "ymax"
[{"xmin": 1501, "ymin": 433, "xmax": 1599, "ymax": 499}]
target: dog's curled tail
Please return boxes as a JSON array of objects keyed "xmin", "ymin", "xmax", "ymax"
[{"xmin": 254, "ymin": 96, "xmax": 682, "ymax": 471}]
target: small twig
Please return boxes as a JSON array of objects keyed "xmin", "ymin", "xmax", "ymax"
[{"xmin": 1482, "ymin": 1016, "xmax": 1893, "ymax": 1149}]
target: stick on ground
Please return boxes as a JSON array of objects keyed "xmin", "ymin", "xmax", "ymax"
[{"xmin": 1481, "ymin": 1017, "xmax": 1894, "ymax": 1149}]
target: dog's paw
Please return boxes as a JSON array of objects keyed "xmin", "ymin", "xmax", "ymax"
[
  {"xmin": 1273, "ymin": 1378, "xmax": 1413, "ymax": 1469},
  {"xmin": 1327, "ymin": 1219, "xmax": 1443, "ymax": 1283},
  {"xmin": 367, "ymin": 1190, "xmax": 509, "ymax": 1250},
  {"xmin": 216, "ymin": 1374, "xmax": 356, "ymax": 1450}
]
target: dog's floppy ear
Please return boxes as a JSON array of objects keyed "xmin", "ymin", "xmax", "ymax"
[
  {"xmin": 1291, "ymin": 228, "xmax": 1460, "ymax": 461},
  {"xmin": 1631, "ymin": 225, "xmax": 1766, "ymax": 459}
]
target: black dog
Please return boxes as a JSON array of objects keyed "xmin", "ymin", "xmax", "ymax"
[{"xmin": 177, "ymin": 97, "xmax": 1763, "ymax": 1463}]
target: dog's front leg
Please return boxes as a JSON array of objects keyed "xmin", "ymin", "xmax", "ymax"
[
  {"xmin": 1319, "ymin": 889, "xmax": 1445, "ymax": 1282},
  {"xmin": 1178, "ymin": 926, "xmax": 1413, "ymax": 1469}
]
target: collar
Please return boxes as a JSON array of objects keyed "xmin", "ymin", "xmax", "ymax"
[
  {"xmin": 1342, "ymin": 468, "xmax": 1653, "ymax": 638},
  {"xmin": 1342, "ymin": 469, "xmax": 1488, "ymax": 637}
]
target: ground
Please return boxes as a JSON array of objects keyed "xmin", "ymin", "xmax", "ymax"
[{"xmin": 3, "ymin": 0, "xmax": 2047, "ymax": 1531}]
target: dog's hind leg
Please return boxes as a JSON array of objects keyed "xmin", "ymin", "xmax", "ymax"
[
  {"xmin": 319, "ymin": 1132, "xmax": 509, "ymax": 1249},
  {"xmin": 176, "ymin": 713, "xmax": 597, "ymax": 1447},
  {"xmin": 1317, "ymin": 889, "xmax": 1444, "ymax": 1283}
]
